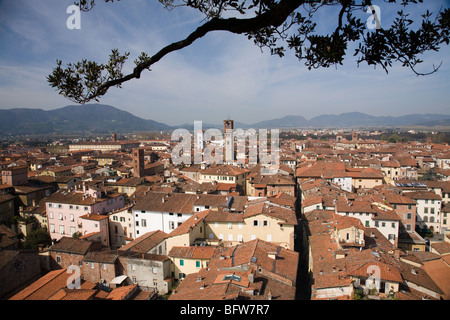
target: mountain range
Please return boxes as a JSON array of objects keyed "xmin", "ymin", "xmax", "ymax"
[
  {"xmin": 0, "ymin": 104, "xmax": 171, "ymax": 136},
  {"xmin": 0, "ymin": 104, "xmax": 449, "ymax": 136}
]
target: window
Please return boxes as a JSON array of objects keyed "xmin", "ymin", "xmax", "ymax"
[
  {"xmin": 238, "ymin": 234, "xmax": 243, "ymax": 242},
  {"xmin": 238, "ymin": 223, "xmax": 243, "ymax": 229},
  {"xmin": 375, "ymin": 221, "xmax": 379, "ymax": 227},
  {"xmin": 391, "ymin": 223, "xmax": 396, "ymax": 228},
  {"xmin": 228, "ymin": 223, "xmax": 232, "ymax": 229},
  {"xmin": 267, "ymin": 234, "xmax": 272, "ymax": 241},
  {"xmin": 90, "ymin": 262, "xmax": 94, "ymax": 269},
  {"xmin": 169, "ymin": 221, "xmax": 175, "ymax": 229},
  {"xmin": 50, "ymin": 224, "xmax": 55, "ymax": 233},
  {"xmin": 431, "ymin": 208, "xmax": 435, "ymax": 214},
  {"xmin": 153, "ymin": 279, "xmax": 158, "ymax": 287},
  {"xmin": 196, "ymin": 261, "xmax": 201, "ymax": 268},
  {"xmin": 59, "ymin": 213, "xmax": 63, "ymax": 220},
  {"xmin": 141, "ymin": 219, "xmax": 147, "ymax": 227},
  {"xmin": 180, "ymin": 259, "xmax": 184, "ymax": 266},
  {"xmin": 56, "ymin": 256, "xmax": 61, "ymax": 263},
  {"xmin": 152, "ymin": 268, "xmax": 157, "ymax": 274},
  {"xmin": 49, "ymin": 212, "xmax": 53, "ymax": 219},
  {"xmin": 263, "ymin": 220, "xmax": 270, "ymax": 227},
  {"xmin": 407, "ymin": 213, "xmax": 412, "ymax": 219},
  {"xmin": 59, "ymin": 225, "xmax": 65, "ymax": 235},
  {"xmin": 70, "ymin": 227, "xmax": 76, "ymax": 235},
  {"xmin": 70, "ymin": 214, "xmax": 74, "ymax": 222},
  {"xmin": 424, "ymin": 208, "xmax": 429, "ymax": 214},
  {"xmin": 253, "ymin": 220, "xmax": 259, "ymax": 227}
]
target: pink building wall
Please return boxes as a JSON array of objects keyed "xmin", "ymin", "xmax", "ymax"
[
  {"xmin": 80, "ymin": 214, "xmax": 110, "ymax": 247},
  {"xmin": 47, "ymin": 188, "xmax": 125, "ymax": 243}
]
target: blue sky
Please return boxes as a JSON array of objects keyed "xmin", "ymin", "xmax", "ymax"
[{"xmin": 0, "ymin": 0, "xmax": 449, "ymax": 126}]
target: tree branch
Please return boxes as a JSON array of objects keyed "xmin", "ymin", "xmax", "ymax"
[{"xmin": 88, "ymin": 0, "xmax": 305, "ymax": 102}]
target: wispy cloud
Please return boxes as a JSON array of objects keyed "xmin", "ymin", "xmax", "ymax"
[{"xmin": 0, "ymin": 0, "xmax": 449, "ymax": 127}]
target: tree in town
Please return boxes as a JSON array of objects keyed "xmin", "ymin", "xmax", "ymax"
[{"xmin": 48, "ymin": 0, "xmax": 450, "ymax": 104}]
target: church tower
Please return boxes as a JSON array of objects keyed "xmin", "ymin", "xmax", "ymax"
[
  {"xmin": 132, "ymin": 148, "xmax": 145, "ymax": 178},
  {"xmin": 224, "ymin": 119, "xmax": 234, "ymax": 164}
]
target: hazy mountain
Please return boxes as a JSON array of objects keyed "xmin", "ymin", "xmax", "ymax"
[
  {"xmin": 0, "ymin": 104, "xmax": 171, "ymax": 136},
  {"xmin": 251, "ymin": 115, "xmax": 310, "ymax": 129},
  {"xmin": 1, "ymin": 104, "xmax": 449, "ymax": 137},
  {"xmin": 245, "ymin": 112, "xmax": 450, "ymax": 129}
]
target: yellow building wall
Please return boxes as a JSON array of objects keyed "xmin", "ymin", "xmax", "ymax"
[{"xmin": 204, "ymin": 214, "xmax": 295, "ymax": 249}]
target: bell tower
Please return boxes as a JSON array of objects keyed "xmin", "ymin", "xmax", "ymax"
[{"xmin": 224, "ymin": 119, "xmax": 234, "ymax": 164}]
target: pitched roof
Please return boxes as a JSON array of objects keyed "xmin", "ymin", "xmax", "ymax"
[
  {"xmin": 168, "ymin": 209, "xmax": 211, "ymax": 238},
  {"xmin": 406, "ymin": 191, "xmax": 442, "ymax": 201},
  {"xmin": 348, "ymin": 261, "xmax": 403, "ymax": 283},
  {"xmin": 243, "ymin": 202, "xmax": 297, "ymax": 225},
  {"xmin": 169, "ymin": 246, "xmax": 217, "ymax": 260},
  {"xmin": 133, "ymin": 192, "xmax": 195, "ymax": 214},
  {"xmin": 9, "ymin": 269, "xmax": 96, "ymax": 300},
  {"xmin": 118, "ymin": 230, "xmax": 168, "ymax": 253},
  {"xmin": 48, "ymin": 237, "xmax": 99, "ymax": 255}
]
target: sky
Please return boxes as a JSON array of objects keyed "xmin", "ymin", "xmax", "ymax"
[{"xmin": 0, "ymin": 0, "xmax": 449, "ymax": 127}]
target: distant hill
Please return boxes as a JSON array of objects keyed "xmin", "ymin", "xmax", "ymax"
[
  {"xmin": 252, "ymin": 115, "xmax": 310, "ymax": 129},
  {"xmin": 1, "ymin": 104, "xmax": 449, "ymax": 136},
  {"xmin": 242, "ymin": 112, "xmax": 450, "ymax": 129},
  {"xmin": 0, "ymin": 104, "xmax": 171, "ymax": 136}
]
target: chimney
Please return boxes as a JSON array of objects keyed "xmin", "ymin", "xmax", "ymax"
[{"xmin": 248, "ymin": 270, "xmax": 255, "ymax": 284}]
